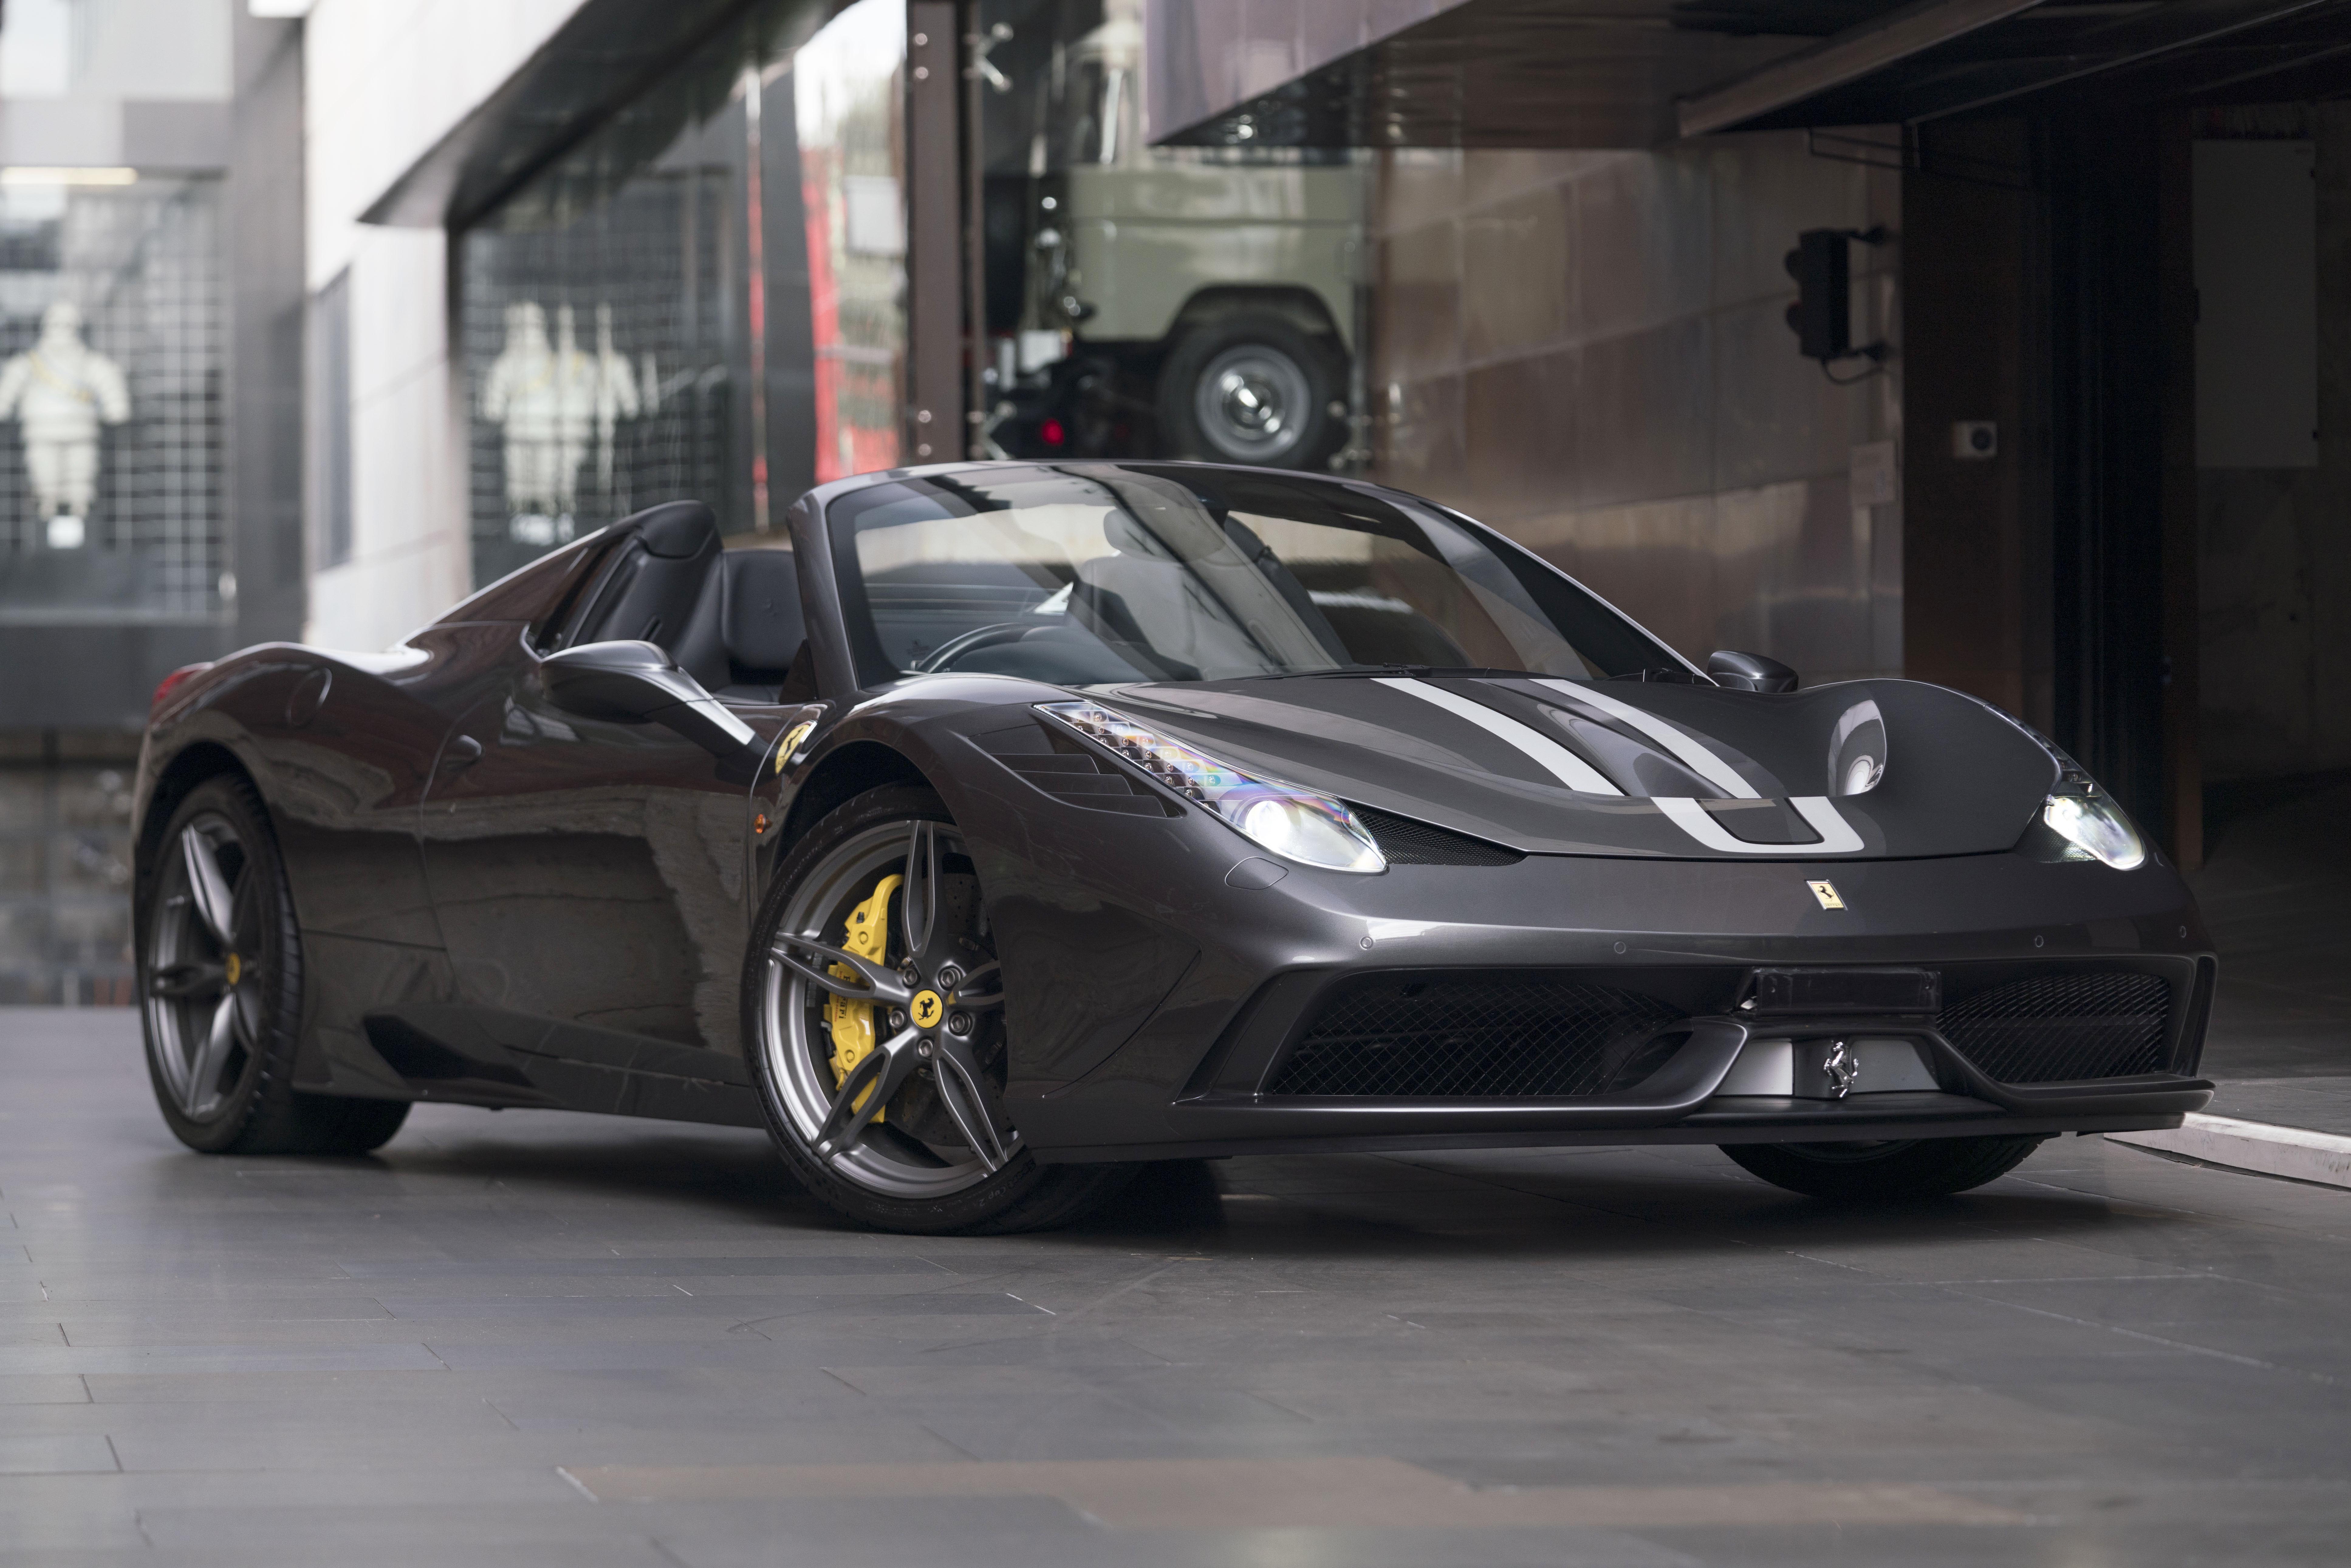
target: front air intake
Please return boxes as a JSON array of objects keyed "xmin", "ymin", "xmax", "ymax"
[
  {"xmin": 1937, "ymin": 970, "xmax": 2172, "ymax": 1084},
  {"xmin": 1348, "ymin": 805, "xmax": 1524, "ymax": 866},
  {"xmin": 1266, "ymin": 972, "xmax": 1680, "ymax": 1097}
]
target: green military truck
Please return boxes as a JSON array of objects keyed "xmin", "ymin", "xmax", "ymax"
[{"xmin": 984, "ymin": 0, "xmax": 1363, "ymax": 470}]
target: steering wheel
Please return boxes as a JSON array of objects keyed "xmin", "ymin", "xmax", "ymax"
[{"xmin": 912, "ymin": 621, "xmax": 1048, "ymax": 673}]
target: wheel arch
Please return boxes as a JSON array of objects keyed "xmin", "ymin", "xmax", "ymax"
[
  {"xmin": 138, "ymin": 741, "xmax": 260, "ymax": 891},
  {"xmin": 772, "ymin": 740, "xmax": 933, "ymax": 880},
  {"xmin": 1163, "ymin": 284, "xmax": 1348, "ymax": 353}
]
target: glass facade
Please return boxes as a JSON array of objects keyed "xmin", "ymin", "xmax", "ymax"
[
  {"xmin": 974, "ymin": 0, "xmax": 1370, "ymax": 472},
  {"xmin": 0, "ymin": 174, "xmax": 226, "ymax": 623},
  {"xmin": 796, "ymin": 0, "xmax": 907, "ymax": 484},
  {"xmin": 459, "ymin": 0, "xmax": 912, "ymax": 587}
]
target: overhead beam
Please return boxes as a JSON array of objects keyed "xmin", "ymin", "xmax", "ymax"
[{"xmin": 1676, "ymin": 0, "xmax": 2044, "ymax": 138}]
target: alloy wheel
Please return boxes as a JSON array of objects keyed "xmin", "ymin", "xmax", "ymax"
[
  {"xmin": 143, "ymin": 815, "xmax": 263, "ymax": 1123},
  {"xmin": 758, "ymin": 819, "xmax": 1015, "ymax": 1200}
]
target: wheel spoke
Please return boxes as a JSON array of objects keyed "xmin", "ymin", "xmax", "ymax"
[
  {"xmin": 900, "ymin": 821, "xmax": 939, "ymax": 961},
  {"xmin": 179, "ymin": 827, "xmax": 236, "ymax": 947},
  {"xmin": 149, "ymin": 960, "xmax": 225, "ymax": 1001},
  {"xmin": 228, "ymin": 863, "xmax": 260, "ymax": 951},
  {"xmin": 948, "ymin": 959, "xmax": 1002, "ymax": 1012},
  {"xmin": 815, "ymin": 1025, "xmax": 921, "ymax": 1158},
  {"xmin": 184, "ymin": 993, "xmax": 240, "ymax": 1117},
  {"xmin": 930, "ymin": 1037, "xmax": 1008, "ymax": 1172},
  {"xmin": 773, "ymin": 935, "xmax": 909, "ymax": 1003}
]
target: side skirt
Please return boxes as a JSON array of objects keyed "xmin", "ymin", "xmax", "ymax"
[{"xmin": 359, "ymin": 1007, "xmax": 765, "ymax": 1129}]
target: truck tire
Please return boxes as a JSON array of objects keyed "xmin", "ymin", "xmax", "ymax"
[{"xmin": 1155, "ymin": 311, "xmax": 1346, "ymax": 470}]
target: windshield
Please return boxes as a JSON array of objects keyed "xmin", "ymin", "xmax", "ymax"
[{"xmin": 825, "ymin": 464, "xmax": 1683, "ymax": 687}]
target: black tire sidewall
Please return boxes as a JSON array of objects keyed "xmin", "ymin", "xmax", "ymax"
[
  {"xmin": 740, "ymin": 784, "xmax": 1123, "ymax": 1235},
  {"xmin": 137, "ymin": 775, "xmax": 306, "ymax": 1153},
  {"xmin": 1155, "ymin": 310, "xmax": 1346, "ymax": 470},
  {"xmin": 1722, "ymin": 1134, "xmax": 2046, "ymax": 1200}
]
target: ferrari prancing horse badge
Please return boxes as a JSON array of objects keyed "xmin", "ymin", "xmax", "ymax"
[{"xmin": 1808, "ymin": 880, "xmax": 1845, "ymax": 910}]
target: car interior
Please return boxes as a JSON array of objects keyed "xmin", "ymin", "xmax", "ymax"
[{"xmin": 557, "ymin": 500, "xmax": 808, "ymax": 703}]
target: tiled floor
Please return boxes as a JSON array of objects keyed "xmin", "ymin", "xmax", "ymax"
[{"xmin": 3, "ymin": 1009, "xmax": 2349, "ymax": 1565}]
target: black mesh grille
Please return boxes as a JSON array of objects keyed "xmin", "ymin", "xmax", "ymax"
[
  {"xmin": 1939, "ymin": 971, "xmax": 2172, "ymax": 1083},
  {"xmin": 1351, "ymin": 805, "xmax": 1524, "ymax": 866},
  {"xmin": 1267, "ymin": 973, "xmax": 1680, "ymax": 1097}
]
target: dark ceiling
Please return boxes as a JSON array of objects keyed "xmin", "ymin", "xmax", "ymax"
[{"xmin": 1153, "ymin": 0, "xmax": 2351, "ymax": 149}]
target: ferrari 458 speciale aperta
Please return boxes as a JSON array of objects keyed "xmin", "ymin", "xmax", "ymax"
[{"xmin": 135, "ymin": 461, "xmax": 2213, "ymax": 1232}]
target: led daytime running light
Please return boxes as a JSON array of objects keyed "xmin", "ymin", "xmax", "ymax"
[{"xmin": 1038, "ymin": 701, "xmax": 1386, "ymax": 874}]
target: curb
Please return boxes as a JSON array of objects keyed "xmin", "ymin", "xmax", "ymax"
[{"xmin": 2108, "ymin": 1114, "xmax": 2351, "ymax": 1191}]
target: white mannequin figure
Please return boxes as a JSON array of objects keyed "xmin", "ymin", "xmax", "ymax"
[
  {"xmin": 480, "ymin": 301, "xmax": 573, "ymax": 545},
  {"xmin": 590, "ymin": 302, "xmax": 639, "ymax": 497},
  {"xmin": 549, "ymin": 303, "xmax": 596, "ymax": 524},
  {"xmin": 0, "ymin": 302, "xmax": 129, "ymax": 549}
]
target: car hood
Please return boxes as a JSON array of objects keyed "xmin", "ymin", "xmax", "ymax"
[{"xmin": 1098, "ymin": 675, "xmax": 2059, "ymax": 860}]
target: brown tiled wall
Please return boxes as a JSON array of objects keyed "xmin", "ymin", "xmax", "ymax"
[
  {"xmin": 2198, "ymin": 105, "xmax": 2351, "ymax": 782},
  {"xmin": 0, "ymin": 730, "xmax": 139, "ymax": 1005},
  {"xmin": 1367, "ymin": 134, "xmax": 1904, "ymax": 686}
]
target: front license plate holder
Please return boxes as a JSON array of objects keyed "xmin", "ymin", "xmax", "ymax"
[{"xmin": 1742, "ymin": 966, "xmax": 1941, "ymax": 1016}]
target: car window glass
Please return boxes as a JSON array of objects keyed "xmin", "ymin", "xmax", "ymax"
[{"xmin": 827, "ymin": 466, "xmax": 1676, "ymax": 686}]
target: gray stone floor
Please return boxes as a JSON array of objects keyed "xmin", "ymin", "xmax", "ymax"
[{"xmin": 4, "ymin": 1009, "xmax": 2350, "ymax": 1565}]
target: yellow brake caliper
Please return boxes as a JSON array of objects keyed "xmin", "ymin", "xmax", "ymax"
[{"xmin": 825, "ymin": 873, "xmax": 902, "ymax": 1120}]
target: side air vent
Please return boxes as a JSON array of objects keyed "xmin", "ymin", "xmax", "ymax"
[
  {"xmin": 973, "ymin": 723, "xmax": 1181, "ymax": 817},
  {"xmin": 1267, "ymin": 972, "xmax": 1680, "ymax": 1097},
  {"xmin": 1349, "ymin": 804, "xmax": 1524, "ymax": 866},
  {"xmin": 1938, "ymin": 970, "xmax": 2172, "ymax": 1084}
]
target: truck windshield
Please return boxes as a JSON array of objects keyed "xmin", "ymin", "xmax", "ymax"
[{"xmin": 824, "ymin": 463, "xmax": 1684, "ymax": 688}]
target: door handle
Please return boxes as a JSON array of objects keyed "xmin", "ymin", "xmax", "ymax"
[{"xmin": 438, "ymin": 734, "xmax": 483, "ymax": 772}]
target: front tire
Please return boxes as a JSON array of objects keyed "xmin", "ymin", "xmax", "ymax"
[
  {"xmin": 743, "ymin": 785, "xmax": 1132, "ymax": 1234},
  {"xmin": 137, "ymin": 774, "xmax": 411, "ymax": 1156},
  {"xmin": 1721, "ymin": 1135, "xmax": 2046, "ymax": 1199}
]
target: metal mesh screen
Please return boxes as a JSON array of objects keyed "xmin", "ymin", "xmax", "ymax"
[
  {"xmin": 463, "ymin": 168, "xmax": 744, "ymax": 590},
  {"xmin": 0, "ymin": 177, "xmax": 224, "ymax": 622},
  {"xmin": 1939, "ymin": 971, "xmax": 2172, "ymax": 1084},
  {"xmin": 1267, "ymin": 973, "xmax": 1680, "ymax": 1097}
]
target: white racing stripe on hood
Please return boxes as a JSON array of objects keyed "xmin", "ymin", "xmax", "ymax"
[
  {"xmin": 1653, "ymin": 796, "xmax": 1864, "ymax": 855},
  {"xmin": 1533, "ymin": 678, "xmax": 1761, "ymax": 798},
  {"xmin": 1375, "ymin": 678, "xmax": 1623, "ymax": 796}
]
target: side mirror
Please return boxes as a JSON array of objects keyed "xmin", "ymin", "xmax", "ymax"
[
  {"xmin": 1708, "ymin": 649, "xmax": 1799, "ymax": 693},
  {"xmin": 540, "ymin": 640, "xmax": 761, "ymax": 761}
]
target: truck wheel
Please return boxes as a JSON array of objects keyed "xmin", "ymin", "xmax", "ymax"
[{"xmin": 1156, "ymin": 312, "xmax": 1345, "ymax": 469}]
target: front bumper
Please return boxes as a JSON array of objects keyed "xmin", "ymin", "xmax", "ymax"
[
  {"xmin": 1031, "ymin": 1012, "xmax": 2212, "ymax": 1162},
  {"xmin": 972, "ymin": 782, "xmax": 2217, "ymax": 1162}
]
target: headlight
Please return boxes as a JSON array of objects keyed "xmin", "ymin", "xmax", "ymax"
[
  {"xmin": 1038, "ymin": 700, "xmax": 1386, "ymax": 874},
  {"xmin": 2043, "ymin": 781, "xmax": 2145, "ymax": 870}
]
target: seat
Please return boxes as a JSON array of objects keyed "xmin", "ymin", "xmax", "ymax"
[
  {"xmin": 568, "ymin": 500, "xmax": 721, "ymax": 653},
  {"xmin": 718, "ymin": 549, "xmax": 804, "ymax": 699},
  {"xmin": 1071, "ymin": 511, "xmax": 1337, "ymax": 679},
  {"xmin": 668, "ymin": 547, "xmax": 803, "ymax": 699}
]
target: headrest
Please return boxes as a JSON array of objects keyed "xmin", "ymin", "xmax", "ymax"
[
  {"xmin": 721, "ymin": 550, "xmax": 803, "ymax": 671},
  {"xmin": 1101, "ymin": 508, "xmax": 1168, "ymax": 559},
  {"xmin": 626, "ymin": 500, "xmax": 719, "ymax": 560}
]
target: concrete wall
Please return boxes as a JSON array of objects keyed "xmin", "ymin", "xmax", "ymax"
[
  {"xmin": 2198, "ymin": 106, "xmax": 2351, "ymax": 783},
  {"xmin": 1369, "ymin": 135, "xmax": 1903, "ymax": 685},
  {"xmin": 300, "ymin": 0, "xmax": 585, "ymax": 651}
]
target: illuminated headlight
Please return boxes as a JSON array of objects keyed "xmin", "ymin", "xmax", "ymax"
[
  {"xmin": 2043, "ymin": 783, "xmax": 2145, "ymax": 871},
  {"xmin": 1038, "ymin": 701, "xmax": 1386, "ymax": 874}
]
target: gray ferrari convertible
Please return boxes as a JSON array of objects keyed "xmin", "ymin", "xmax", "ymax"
[{"xmin": 134, "ymin": 461, "xmax": 2212, "ymax": 1232}]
